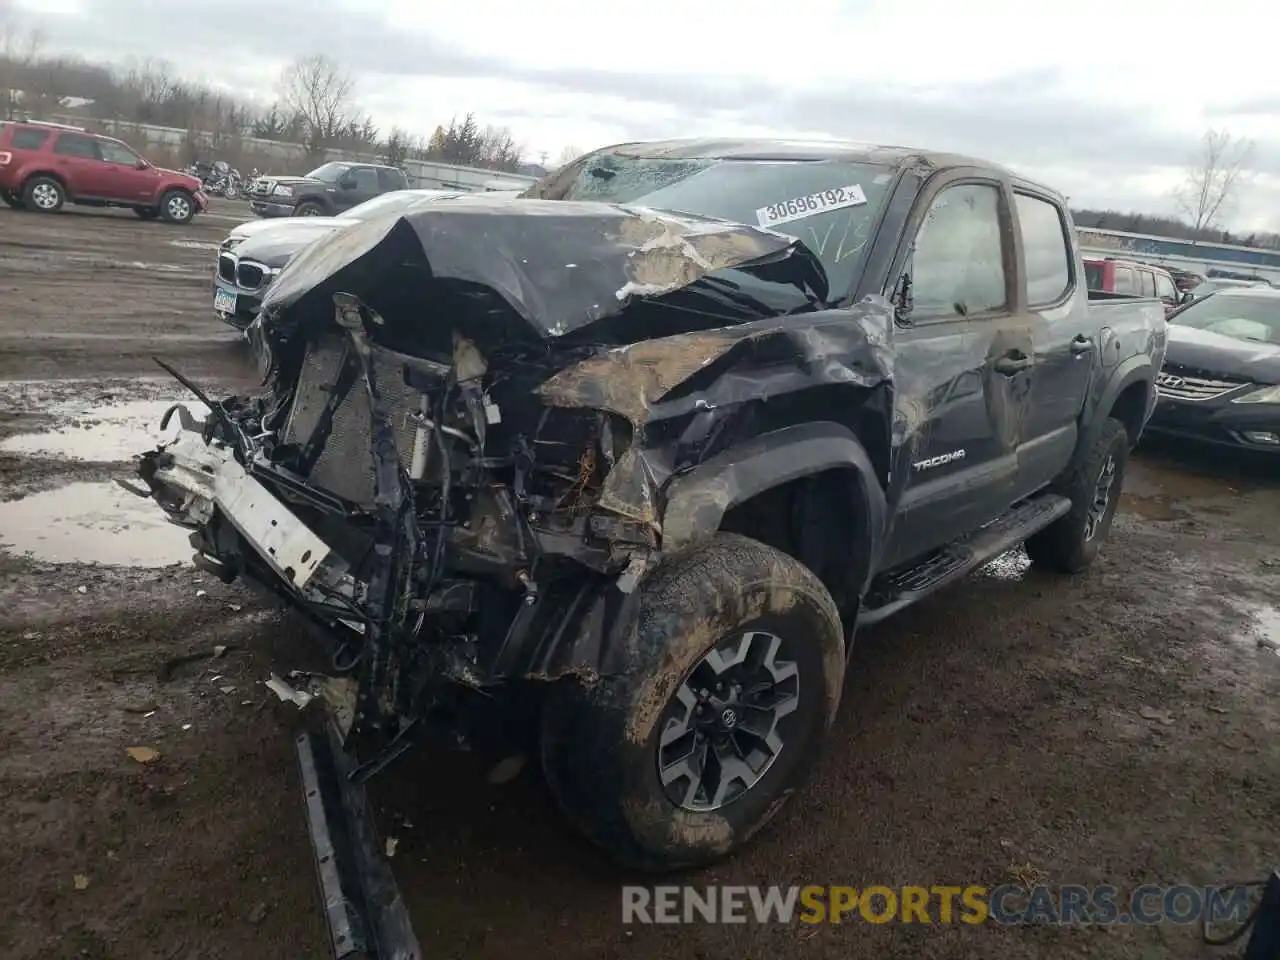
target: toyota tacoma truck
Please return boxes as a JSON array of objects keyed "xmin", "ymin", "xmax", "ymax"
[{"xmin": 135, "ymin": 139, "xmax": 1166, "ymax": 887}]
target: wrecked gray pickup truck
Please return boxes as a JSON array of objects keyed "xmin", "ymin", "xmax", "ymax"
[{"xmin": 135, "ymin": 139, "xmax": 1165, "ymax": 881}]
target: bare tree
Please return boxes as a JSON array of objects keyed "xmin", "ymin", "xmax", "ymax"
[
  {"xmin": 1174, "ymin": 129, "xmax": 1254, "ymax": 232},
  {"xmin": 553, "ymin": 144, "xmax": 584, "ymax": 169},
  {"xmin": 278, "ymin": 54, "xmax": 362, "ymax": 160},
  {"xmin": 0, "ymin": 19, "xmax": 43, "ymax": 120},
  {"xmin": 478, "ymin": 124, "xmax": 523, "ymax": 171}
]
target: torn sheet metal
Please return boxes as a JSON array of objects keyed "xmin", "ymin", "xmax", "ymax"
[
  {"xmin": 541, "ymin": 298, "xmax": 897, "ymax": 542},
  {"xmin": 537, "ymin": 299, "xmax": 896, "ymax": 427},
  {"xmin": 257, "ymin": 197, "xmax": 818, "ymax": 339}
]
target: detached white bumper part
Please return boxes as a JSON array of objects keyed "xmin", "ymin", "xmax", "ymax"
[{"xmin": 152, "ymin": 426, "xmax": 333, "ymax": 590}]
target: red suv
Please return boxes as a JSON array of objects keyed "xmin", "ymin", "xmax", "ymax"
[
  {"xmin": 1083, "ymin": 257, "xmax": 1183, "ymax": 315},
  {"xmin": 0, "ymin": 121, "xmax": 207, "ymax": 224}
]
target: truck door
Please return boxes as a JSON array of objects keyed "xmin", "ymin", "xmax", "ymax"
[
  {"xmin": 336, "ymin": 167, "xmax": 380, "ymax": 211},
  {"xmin": 1011, "ymin": 190, "xmax": 1093, "ymax": 495},
  {"xmin": 880, "ymin": 175, "xmax": 1032, "ymax": 569}
]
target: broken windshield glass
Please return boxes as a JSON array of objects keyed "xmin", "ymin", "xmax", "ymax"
[{"xmin": 536, "ymin": 156, "xmax": 894, "ymax": 301}]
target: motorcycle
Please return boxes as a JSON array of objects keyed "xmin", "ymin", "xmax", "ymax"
[{"xmin": 186, "ymin": 160, "xmax": 245, "ymax": 199}]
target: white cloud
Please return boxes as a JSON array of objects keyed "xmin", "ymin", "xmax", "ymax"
[{"xmin": 10, "ymin": 0, "xmax": 1280, "ymax": 227}]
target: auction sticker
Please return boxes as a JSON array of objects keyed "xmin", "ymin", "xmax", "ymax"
[{"xmin": 756, "ymin": 184, "xmax": 867, "ymax": 229}]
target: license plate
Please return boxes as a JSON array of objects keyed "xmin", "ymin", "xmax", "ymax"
[{"xmin": 214, "ymin": 286, "xmax": 237, "ymax": 315}]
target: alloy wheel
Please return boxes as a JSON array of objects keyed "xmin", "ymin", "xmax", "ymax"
[{"xmin": 656, "ymin": 630, "xmax": 800, "ymax": 812}]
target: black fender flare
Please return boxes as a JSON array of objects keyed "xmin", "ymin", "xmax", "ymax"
[
  {"xmin": 661, "ymin": 421, "xmax": 888, "ymax": 590},
  {"xmin": 1076, "ymin": 355, "xmax": 1156, "ymax": 460}
]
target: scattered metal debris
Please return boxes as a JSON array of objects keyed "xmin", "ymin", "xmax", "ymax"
[{"xmin": 265, "ymin": 674, "xmax": 314, "ymax": 709}]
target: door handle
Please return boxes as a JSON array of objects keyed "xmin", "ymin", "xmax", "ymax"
[
  {"xmin": 994, "ymin": 353, "xmax": 1031, "ymax": 375},
  {"xmin": 1070, "ymin": 335, "xmax": 1095, "ymax": 354}
]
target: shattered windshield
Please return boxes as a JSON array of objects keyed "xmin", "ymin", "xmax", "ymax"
[
  {"xmin": 305, "ymin": 162, "xmax": 350, "ymax": 183},
  {"xmin": 533, "ymin": 155, "xmax": 895, "ymax": 301}
]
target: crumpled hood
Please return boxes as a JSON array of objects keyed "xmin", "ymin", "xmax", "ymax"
[
  {"xmin": 257, "ymin": 196, "xmax": 828, "ymax": 339},
  {"xmin": 1166, "ymin": 324, "xmax": 1280, "ymax": 383}
]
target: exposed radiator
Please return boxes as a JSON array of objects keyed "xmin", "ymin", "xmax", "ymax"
[{"xmin": 282, "ymin": 334, "xmax": 421, "ymax": 504}]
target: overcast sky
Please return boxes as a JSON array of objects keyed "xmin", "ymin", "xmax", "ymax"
[{"xmin": 9, "ymin": 0, "xmax": 1280, "ymax": 230}]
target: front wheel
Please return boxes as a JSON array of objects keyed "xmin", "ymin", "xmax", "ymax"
[
  {"xmin": 1026, "ymin": 417, "xmax": 1130, "ymax": 573},
  {"xmin": 294, "ymin": 200, "xmax": 325, "ymax": 217},
  {"xmin": 540, "ymin": 533, "xmax": 846, "ymax": 871},
  {"xmin": 159, "ymin": 190, "xmax": 195, "ymax": 224}
]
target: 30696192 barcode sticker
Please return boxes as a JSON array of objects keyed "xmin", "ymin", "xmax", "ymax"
[{"xmin": 755, "ymin": 184, "xmax": 868, "ymax": 229}]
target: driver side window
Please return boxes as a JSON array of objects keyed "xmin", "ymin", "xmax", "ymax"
[
  {"xmin": 351, "ymin": 168, "xmax": 378, "ymax": 192},
  {"xmin": 909, "ymin": 183, "xmax": 1008, "ymax": 319}
]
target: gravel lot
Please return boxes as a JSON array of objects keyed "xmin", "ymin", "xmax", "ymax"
[{"xmin": 0, "ymin": 201, "xmax": 1276, "ymax": 960}]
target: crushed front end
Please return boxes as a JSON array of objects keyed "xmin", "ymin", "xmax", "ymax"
[{"xmin": 135, "ymin": 196, "xmax": 892, "ymax": 772}]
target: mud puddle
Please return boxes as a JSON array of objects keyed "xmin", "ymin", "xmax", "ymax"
[
  {"xmin": 1236, "ymin": 602, "xmax": 1280, "ymax": 655},
  {"xmin": 168, "ymin": 239, "xmax": 220, "ymax": 251},
  {"xmin": 1, "ymin": 399, "xmax": 209, "ymax": 462},
  {"xmin": 1120, "ymin": 492, "xmax": 1185, "ymax": 522},
  {"xmin": 0, "ymin": 481, "xmax": 190, "ymax": 566}
]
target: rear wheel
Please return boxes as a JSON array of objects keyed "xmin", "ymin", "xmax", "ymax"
[
  {"xmin": 540, "ymin": 533, "xmax": 846, "ymax": 871},
  {"xmin": 23, "ymin": 176, "xmax": 65, "ymax": 213},
  {"xmin": 1026, "ymin": 417, "xmax": 1130, "ymax": 573},
  {"xmin": 159, "ymin": 190, "xmax": 195, "ymax": 224}
]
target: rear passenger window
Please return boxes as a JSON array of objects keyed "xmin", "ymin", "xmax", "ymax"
[
  {"xmin": 1139, "ymin": 270, "xmax": 1156, "ymax": 297},
  {"xmin": 52, "ymin": 134, "xmax": 99, "ymax": 159},
  {"xmin": 1015, "ymin": 193, "xmax": 1072, "ymax": 305},
  {"xmin": 910, "ymin": 182, "xmax": 1008, "ymax": 319},
  {"xmin": 11, "ymin": 128, "xmax": 51, "ymax": 150},
  {"xmin": 377, "ymin": 167, "xmax": 406, "ymax": 191},
  {"xmin": 1113, "ymin": 267, "xmax": 1137, "ymax": 295}
]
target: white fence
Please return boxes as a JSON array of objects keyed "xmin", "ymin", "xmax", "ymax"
[{"xmin": 42, "ymin": 114, "xmax": 538, "ymax": 193}]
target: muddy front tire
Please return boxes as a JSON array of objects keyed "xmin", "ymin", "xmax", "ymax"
[
  {"xmin": 1026, "ymin": 417, "xmax": 1130, "ymax": 574},
  {"xmin": 539, "ymin": 533, "xmax": 845, "ymax": 872}
]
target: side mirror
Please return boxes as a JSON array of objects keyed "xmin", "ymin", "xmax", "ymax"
[
  {"xmin": 135, "ymin": 159, "xmax": 150, "ymax": 170},
  {"xmin": 338, "ymin": 176, "xmax": 356, "ymax": 190},
  {"xmin": 1180, "ymin": 291, "xmax": 1194, "ymax": 305}
]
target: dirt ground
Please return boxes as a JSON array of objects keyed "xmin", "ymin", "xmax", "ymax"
[{"xmin": 0, "ymin": 202, "xmax": 1276, "ymax": 960}]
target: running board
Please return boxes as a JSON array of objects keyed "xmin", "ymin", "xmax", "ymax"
[
  {"xmin": 858, "ymin": 494, "xmax": 1072, "ymax": 627},
  {"xmin": 296, "ymin": 726, "xmax": 423, "ymax": 960}
]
